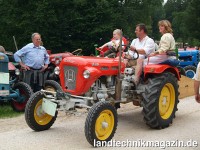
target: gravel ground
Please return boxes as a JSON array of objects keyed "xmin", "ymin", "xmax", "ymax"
[{"xmin": 0, "ymin": 96, "xmax": 199, "ymax": 150}]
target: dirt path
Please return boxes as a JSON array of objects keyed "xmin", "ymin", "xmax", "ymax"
[{"xmin": 0, "ymin": 96, "xmax": 199, "ymax": 150}]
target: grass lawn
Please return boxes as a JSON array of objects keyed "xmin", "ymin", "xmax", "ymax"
[{"xmin": 0, "ymin": 102, "xmax": 23, "ymax": 118}]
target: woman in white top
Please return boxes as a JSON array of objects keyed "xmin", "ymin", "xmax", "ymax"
[{"xmin": 144, "ymin": 20, "xmax": 176, "ymax": 65}]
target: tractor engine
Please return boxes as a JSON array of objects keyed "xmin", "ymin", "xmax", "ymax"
[
  {"xmin": 88, "ymin": 75, "xmax": 116, "ymax": 103},
  {"xmin": 88, "ymin": 67, "xmax": 136, "ymax": 104}
]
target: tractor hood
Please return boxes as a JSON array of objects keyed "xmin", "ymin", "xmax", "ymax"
[
  {"xmin": 59, "ymin": 56, "xmax": 125, "ymax": 95},
  {"xmin": 49, "ymin": 52, "xmax": 73, "ymax": 59},
  {"xmin": 61, "ymin": 56, "xmax": 125, "ymax": 68},
  {"xmin": 178, "ymin": 50, "xmax": 199, "ymax": 56},
  {"xmin": 49, "ymin": 52, "xmax": 73, "ymax": 66}
]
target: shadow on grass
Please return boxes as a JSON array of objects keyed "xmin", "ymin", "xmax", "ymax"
[{"xmin": 0, "ymin": 102, "xmax": 23, "ymax": 119}]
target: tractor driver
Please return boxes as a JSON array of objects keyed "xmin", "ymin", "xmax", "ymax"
[
  {"xmin": 127, "ymin": 23, "xmax": 155, "ymax": 85},
  {"xmin": 14, "ymin": 33, "xmax": 49, "ymax": 92}
]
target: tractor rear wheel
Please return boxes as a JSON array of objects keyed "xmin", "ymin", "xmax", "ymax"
[
  {"xmin": 142, "ymin": 72, "xmax": 179, "ymax": 129},
  {"xmin": 184, "ymin": 65, "xmax": 196, "ymax": 78},
  {"xmin": 25, "ymin": 91, "xmax": 58, "ymax": 131},
  {"xmin": 11, "ymin": 82, "xmax": 32, "ymax": 112},
  {"xmin": 85, "ymin": 101, "xmax": 118, "ymax": 146}
]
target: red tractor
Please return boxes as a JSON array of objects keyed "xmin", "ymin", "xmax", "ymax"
[
  {"xmin": 25, "ymin": 47, "xmax": 180, "ymax": 146},
  {"xmin": 46, "ymin": 49, "xmax": 82, "ymax": 82}
]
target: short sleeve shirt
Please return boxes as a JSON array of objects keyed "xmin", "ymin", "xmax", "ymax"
[{"xmin": 130, "ymin": 36, "xmax": 155, "ymax": 59}]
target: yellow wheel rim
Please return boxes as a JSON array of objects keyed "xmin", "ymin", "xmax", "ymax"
[
  {"xmin": 95, "ymin": 109, "xmax": 115, "ymax": 140},
  {"xmin": 34, "ymin": 99, "xmax": 53, "ymax": 125},
  {"xmin": 159, "ymin": 83, "xmax": 175, "ymax": 119}
]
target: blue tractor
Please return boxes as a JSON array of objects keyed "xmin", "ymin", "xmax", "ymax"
[
  {"xmin": 0, "ymin": 52, "xmax": 32, "ymax": 112},
  {"xmin": 178, "ymin": 50, "xmax": 199, "ymax": 78}
]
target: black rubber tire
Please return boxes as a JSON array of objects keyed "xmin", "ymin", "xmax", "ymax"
[
  {"xmin": 85, "ymin": 101, "xmax": 118, "ymax": 147},
  {"xmin": 11, "ymin": 82, "xmax": 33, "ymax": 112},
  {"xmin": 177, "ymin": 66, "xmax": 186, "ymax": 76},
  {"xmin": 184, "ymin": 65, "xmax": 196, "ymax": 78},
  {"xmin": 142, "ymin": 72, "xmax": 179, "ymax": 129},
  {"xmin": 44, "ymin": 80, "xmax": 62, "ymax": 92},
  {"xmin": 25, "ymin": 91, "xmax": 58, "ymax": 131}
]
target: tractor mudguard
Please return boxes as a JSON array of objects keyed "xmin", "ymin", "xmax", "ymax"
[{"xmin": 144, "ymin": 64, "xmax": 180, "ymax": 81}]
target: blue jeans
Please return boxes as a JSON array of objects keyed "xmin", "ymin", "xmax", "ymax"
[{"xmin": 159, "ymin": 59, "xmax": 180, "ymax": 67}]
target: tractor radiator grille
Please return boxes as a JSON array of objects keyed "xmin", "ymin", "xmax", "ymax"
[{"xmin": 64, "ymin": 66, "xmax": 77, "ymax": 90}]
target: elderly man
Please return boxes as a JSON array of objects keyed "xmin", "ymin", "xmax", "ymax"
[{"xmin": 14, "ymin": 33, "xmax": 49, "ymax": 92}]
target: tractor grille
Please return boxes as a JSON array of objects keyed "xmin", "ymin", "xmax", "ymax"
[{"xmin": 64, "ymin": 66, "xmax": 77, "ymax": 90}]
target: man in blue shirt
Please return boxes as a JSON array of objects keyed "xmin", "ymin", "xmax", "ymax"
[{"xmin": 14, "ymin": 33, "xmax": 49, "ymax": 92}]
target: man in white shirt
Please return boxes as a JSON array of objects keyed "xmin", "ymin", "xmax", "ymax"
[{"xmin": 128, "ymin": 23, "xmax": 155, "ymax": 85}]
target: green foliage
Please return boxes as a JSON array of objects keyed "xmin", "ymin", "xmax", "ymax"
[
  {"xmin": 164, "ymin": 0, "xmax": 200, "ymax": 47},
  {"xmin": 0, "ymin": 103, "xmax": 23, "ymax": 118},
  {"xmin": 184, "ymin": 0, "xmax": 200, "ymax": 40},
  {"xmin": 0, "ymin": 0, "xmax": 199, "ymax": 54}
]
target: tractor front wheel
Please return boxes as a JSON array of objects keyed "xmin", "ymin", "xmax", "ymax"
[
  {"xmin": 85, "ymin": 101, "xmax": 118, "ymax": 147},
  {"xmin": 142, "ymin": 72, "xmax": 179, "ymax": 129},
  {"xmin": 44, "ymin": 80, "xmax": 62, "ymax": 92},
  {"xmin": 11, "ymin": 82, "xmax": 32, "ymax": 112},
  {"xmin": 25, "ymin": 91, "xmax": 58, "ymax": 131},
  {"xmin": 184, "ymin": 65, "xmax": 196, "ymax": 78}
]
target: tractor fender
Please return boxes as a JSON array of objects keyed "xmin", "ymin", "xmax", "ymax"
[
  {"xmin": 144, "ymin": 64, "xmax": 180, "ymax": 81},
  {"xmin": 61, "ymin": 66, "xmax": 103, "ymax": 95},
  {"xmin": 79, "ymin": 67, "xmax": 102, "ymax": 94}
]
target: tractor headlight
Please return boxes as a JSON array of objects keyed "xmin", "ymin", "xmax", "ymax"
[
  {"xmin": 54, "ymin": 66, "xmax": 60, "ymax": 75},
  {"xmin": 15, "ymin": 69, "xmax": 20, "ymax": 75},
  {"xmin": 83, "ymin": 70, "xmax": 90, "ymax": 79}
]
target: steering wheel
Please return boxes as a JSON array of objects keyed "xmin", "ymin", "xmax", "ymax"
[
  {"xmin": 71, "ymin": 49, "xmax": 82, "ymax": 55},
  {"xmin": 125, "ymin": 49, "xmax": 139, "ymax": 60}
]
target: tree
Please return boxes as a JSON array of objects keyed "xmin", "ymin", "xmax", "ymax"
[
  {"xmin": 184, "ymin": 0, "xmax": 200, "ymax": 40},
  {"xmin": 1, "ymin": 0, "xmax": 197, "ymax": 54}
]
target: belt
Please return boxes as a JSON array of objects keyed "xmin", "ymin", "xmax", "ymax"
[{"xmin": 28, "ymin": 67, "xmax": 42, "ymax": 70}]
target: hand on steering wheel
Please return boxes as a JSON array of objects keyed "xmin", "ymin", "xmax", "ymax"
[{"xmin": 125, "ymin": 49, "xmax": 139, "ymax": 60}]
